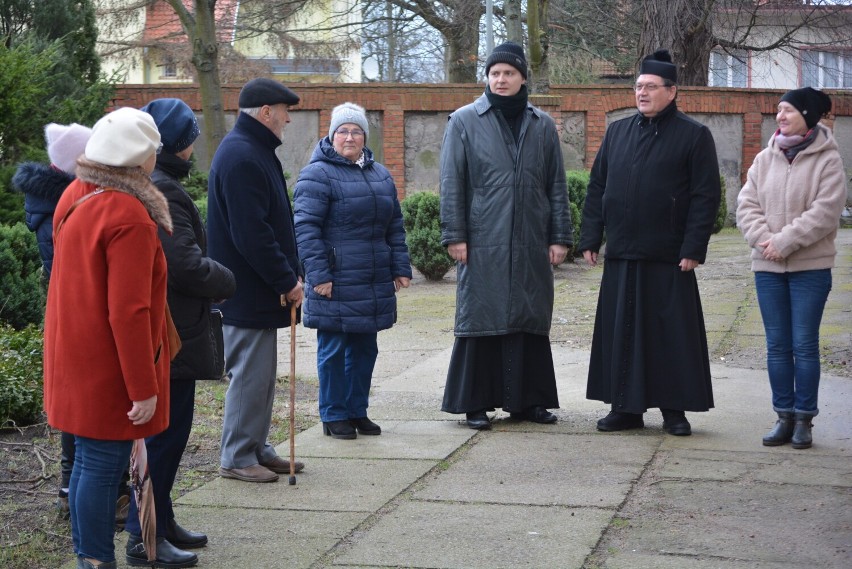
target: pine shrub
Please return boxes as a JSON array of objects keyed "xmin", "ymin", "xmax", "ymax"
[
  {"xmin": 0, "ymin": 323, "xmax": 44, "ymax": 428},
  {"xmin": 566, "ymin": 170, "xmax": 590, "ymax": 253},
  {"xmin": 714, "ymin": 175, "xmax": 728, "ymax": 234},
  {"xmin": 401, "ymin": 191, "xmax": 454, "ymax": 281},
  {"xmin": 0, "ymin": 223, "xmax": 46, "ymax": 329}
]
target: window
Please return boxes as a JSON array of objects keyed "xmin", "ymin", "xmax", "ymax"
[
  {"xmin": 162, "ymin": 62, "xmax": 177, "ymax": 79},
  {"xmin": 801, "ymin": 50, "xmax": 852, "ymax": 89},
  {"xmin": 709, "ymin": 50, "xmax": 748, "ymax": 87}
]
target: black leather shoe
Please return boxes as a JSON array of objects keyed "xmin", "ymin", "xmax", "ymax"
[
  {"xmin": 350, "ymin": 417, "xmax": 381, "ymax": 435},
  {"xmin": 510, "ymin": 406, "xmax": 558, "ymax": 424},
  {"xmin": 126, "ymin": 534, "xmax": 198, "ymax": 568},
  {"xmin": 661, "ymin": 409, "xmax": 692, "ymax": 436},
  {"xmin": 596, "ymin": 411, "xmax": 644, "ymax": 432},
  {"xmin": 465, "ymin": 411, "xmax": 492, "ymax": 430},
  {"xmin": 164, "ymin": 518, "xmax": 207, "ymax": 549},
  {"xmin": 323, "ymin": 420, "xmax": 357, "ymax": 439}
]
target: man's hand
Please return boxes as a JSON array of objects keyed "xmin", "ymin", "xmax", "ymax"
[
  {"xmin": 679, "ymin": 258, "xmax": 700, "ymax": 272},
  {"xmin": 448, "ymin": 242, "xmax": 467, "ymax": 265},
  {"xmin": 128, "ymin": 395, "xmax": 157, "ymax": 425},
  {"xmin": 285, "ymin": 281, "xmax": 304, "ymax": 308},
  {"xmin": 582, "ymin": 250, "xmax": 598, "ymax": 267},
  {"xmin": 549, "ymin": 244, "xmax": 569, "ymax": 266},
  {"xmin": 394, "ymin": 276, "xmax": 411, "ymax": 292}
]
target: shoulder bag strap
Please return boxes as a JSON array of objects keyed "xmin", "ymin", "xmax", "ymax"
[{"xmin": 54, "ymin": 188, "xmax": 117, "ymax": 237}]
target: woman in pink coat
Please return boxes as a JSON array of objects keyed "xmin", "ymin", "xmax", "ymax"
[{"xmin": 737, "ymin": 87, "xmax": 846, "ymax": 450}]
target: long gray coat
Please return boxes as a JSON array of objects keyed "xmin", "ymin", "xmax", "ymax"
[{"xmin": 440, "ymin": 94, "xmax": 572, "ymax": 337}]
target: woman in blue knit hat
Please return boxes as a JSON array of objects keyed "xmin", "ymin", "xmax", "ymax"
[{"xmin": 122, "ymin": 98, "xmax": 236, "ymax": 568}]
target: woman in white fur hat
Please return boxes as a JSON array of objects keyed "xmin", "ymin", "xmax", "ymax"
[{"xmin": 43, "ymin": 107, "xmax": 173, "ymax": 569}]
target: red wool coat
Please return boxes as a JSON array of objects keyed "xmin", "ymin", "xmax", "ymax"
[{"xmin": 43, "ymin": 165, "xmax": 171, "ymax": 440}]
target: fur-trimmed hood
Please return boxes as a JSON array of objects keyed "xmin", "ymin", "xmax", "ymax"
[
  {"xmin": 12, "ymin": 162, "xmax": 73, "ymax": 208},
  {"xmin": 76, "ymin": 158, "xmax": 172, "ymax": 234}
]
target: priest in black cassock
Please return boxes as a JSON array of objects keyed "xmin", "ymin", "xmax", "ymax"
[
  {"xmin": 578, "ymin": 49, "xmax": 721, "ymax": 436},
  {"xmin": 439, "ymin": 42, "xmax": 573, "ymax": 430}
]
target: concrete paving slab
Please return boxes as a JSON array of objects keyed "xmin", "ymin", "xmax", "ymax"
[
  {"xmin": 365, "ymin": 390, "xmax": 454, "ymax": 420},
  {"xmin": 332, "ymin": 501, "xmax": 611, "ymax": 569},
  {"xmin": 659, "ymin": 455, "xmax": 752, "ymax": 481},
  {"xmin": 415, "ymin": 432, "xmax": 658, "ymax": 508},
  {"xmin": 286, "ymin": 421, "xmax": 475, "ymax": 460},
  {"xmin": 175, "ymin": 457, "xmax": 436, "ymax": 512},
  {"xmin": 615, "ymin": 479, "xmax": 852, "ymax": 568},
  {"xmin": 604, "ymin": 552, "xmax": 802, "ymax": 569},
  {"xmin": 168, "ymin": 505, "xmax": 365, "ymax": 569}
]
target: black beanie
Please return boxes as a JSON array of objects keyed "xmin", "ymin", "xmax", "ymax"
[
  {"xmin": 485, "ymin": 41, "xmax": 528, "ymax": 79},
  {"xmin": 780, "ymin": 87, "xmax": 832, "ymax": 129},
  {"xmin": 639, "ymin": 49, "xmax": 678, "ymax": 84}
]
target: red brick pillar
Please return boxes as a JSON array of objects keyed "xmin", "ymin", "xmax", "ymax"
[{"xmin": 383, "ymin": 105, "xmax": 405, "ymax": 199}]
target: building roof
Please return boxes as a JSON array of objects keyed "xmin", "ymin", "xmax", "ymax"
[{"xmin": 143, "ymin": 0, "xmax": 238, "ymax": 44}]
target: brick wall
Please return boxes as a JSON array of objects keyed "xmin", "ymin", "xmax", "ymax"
[{"xmin": 114, "ymin": 84, "xmax": 852, "ymax": 197}]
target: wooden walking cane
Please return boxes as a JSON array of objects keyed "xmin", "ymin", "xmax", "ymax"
[{"xmin": 289, "ymin": 303, "xmax": 297, "ymax": 485}]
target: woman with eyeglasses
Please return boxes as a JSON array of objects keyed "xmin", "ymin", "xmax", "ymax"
[
  {"xmin": 294, "ymin": 102, "xmax": 412, "ymax": 439},
  {"xmin": 737, "ymin": 87, "xmax": 846, "ymax": 449}
]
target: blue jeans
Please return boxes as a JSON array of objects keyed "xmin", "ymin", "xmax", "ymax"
[
  {"xmin": 70, "ymin": 436, "xmax": 133, "ymax": 563},
  {"xmin": 317, "ymin": 330, "xmax": 378, "ymax": 422},
  {"xmin": 754, "ymin": 269, "xmax": 831, "ymax": 416}
]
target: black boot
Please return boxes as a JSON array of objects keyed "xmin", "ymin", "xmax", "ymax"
[
  {"xmin": 323, "ymin": 420, "xmax": 357, "ymax": 439},
  {"xmin": 762, "ymin": 411, "xmax": 794, "ymax": 446},
  {"xmin": 126, "ymin": 534, "xmax": 198, "ymax": 568},
  {"xmin": 791, "ymin": 413, "xmax": 813, "ymax": 449},
  {"xmin": 660, "ymin": 409, "xmax": 692, "ymax": 436},
  {"xmin": 164, "ymin": 517, "xmax": 208, "ymax": 549}
]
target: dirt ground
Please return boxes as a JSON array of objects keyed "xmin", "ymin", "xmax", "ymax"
[{"xmin": 1, "ymin": 228, "xmax": 849, "ymax": 568}]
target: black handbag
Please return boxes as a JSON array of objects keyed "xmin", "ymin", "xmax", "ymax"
[{"xmin": 207, "ymin": 308, "xmax": 225, "ymax": 380}]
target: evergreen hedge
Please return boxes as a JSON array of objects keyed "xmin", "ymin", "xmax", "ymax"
[
  {"xmin": 0, "ymin": 223, "xmax": 46, "ymax": 329},
  {"xmin": 0, "ymin": 323, "xmax": 44, "ymax": 428},
  {"xmin": 400, "ymin": 191, "xmax": 454, "ymax": 281}
]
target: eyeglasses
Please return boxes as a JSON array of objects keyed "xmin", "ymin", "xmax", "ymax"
[
  {"xmin": 633, "ymin": 83, "xmax": 670, "ymax": 92},
  {"xmin": 335, "ymin": 128, "xmax": 365, "ymax": 139},
  {"xmin": 156, "ymin": 142, "xmax": 164, "ymax": 155}
]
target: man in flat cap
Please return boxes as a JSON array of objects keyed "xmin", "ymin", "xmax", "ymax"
[
  {"xmin": 579, "ymin": 49, "xmax": 721, "ymax": 436},
  {"xmin": 208, "ymin": 78, "xmax": 305, "ymax": 482},
  {"xmin": 439, "ymin": 42, "xmax": 572, "ymax": 430}
]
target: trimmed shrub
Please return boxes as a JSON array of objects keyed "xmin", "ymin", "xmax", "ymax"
[
  {"xmin": 0, "ymin": 223, "xmax": 46, "ymax": 329},
  {"xmin": 714, "ymin": 175, "xmax": 728, "ymax": 234},
  {"xmin": 0, "ymin": 323, "xmax": 44, "ymax": 428},
  {"xmin": 401, "ymin": 191, "xmax": 454, "ymax": 281},
  {"xmin": 566, "ymin": 170, "xmax": 590, "ymax": 254}
]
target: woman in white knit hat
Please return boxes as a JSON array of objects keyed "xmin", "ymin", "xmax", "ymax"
[
  {"xmin": 294, "ymin": 102, "xmax": 412, "ymax": 439},
  {"xmin": 43, "ymin": 107, "xmax": 173, "ymax": 569}
]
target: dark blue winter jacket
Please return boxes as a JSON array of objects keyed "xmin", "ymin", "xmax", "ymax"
[
  {"xmin": 12, "ymin": 163, "xmax": 74, "ymax": 279},
  {"xmin": 294, "ymin": 138, "xmax": 412, "ymax": 333},
  {"xmin": 207, "ymin": 112, "xmax": 301, "ymax": 329}
]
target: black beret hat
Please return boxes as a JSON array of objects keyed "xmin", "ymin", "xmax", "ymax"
[
  {"xmin": 639, "ymin": 49, "xmax": 678, "ymax": 84},
  {"xmin": 485, "ymin": 41, "xmax": 528, "ymax": 79},
  {"xmin": 238, "ymin": 78, "xmax": 300, "ymax": 108},
  {"xmin": 780, "ymin": 87, "xmax": 832, "ymax": 129}
]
